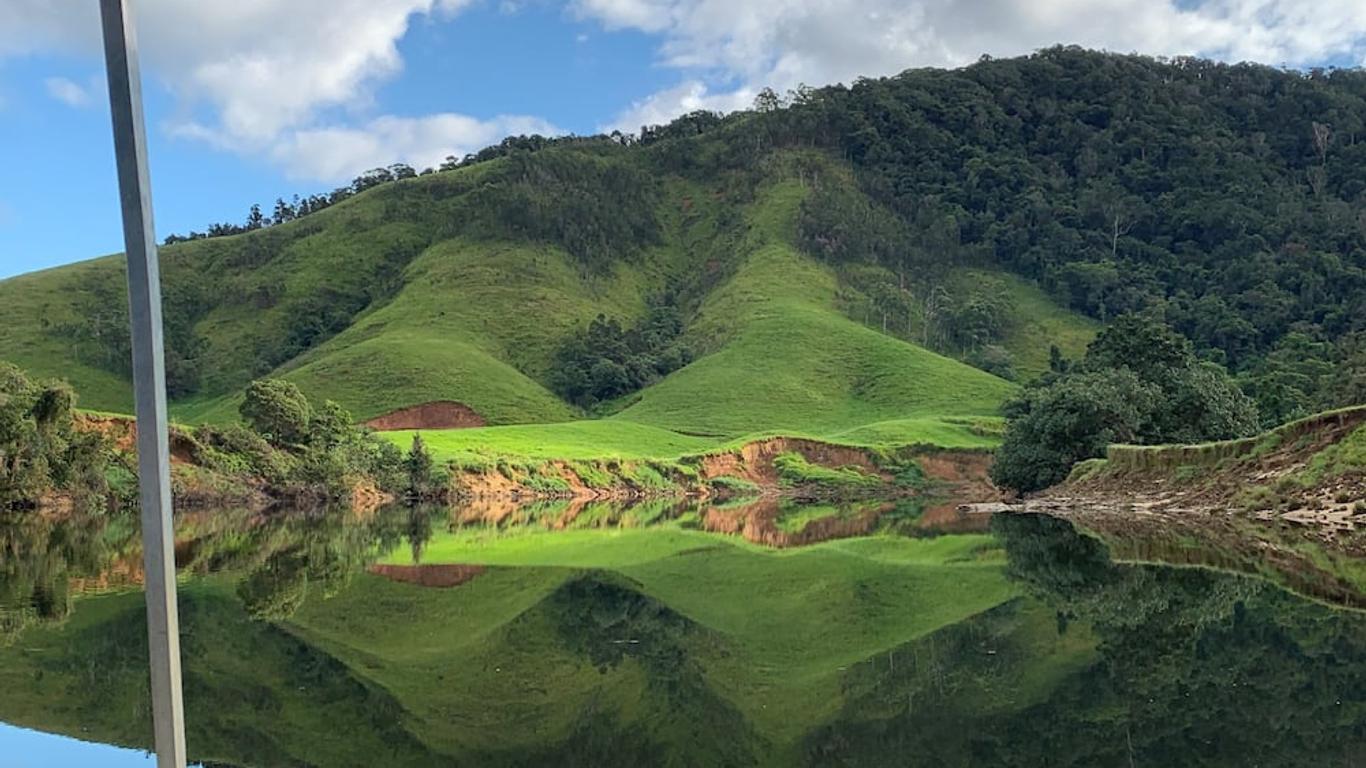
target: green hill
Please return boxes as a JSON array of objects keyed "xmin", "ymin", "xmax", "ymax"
[
  {"xmin": 81, "ymin": 51, "xmax": 1366, "ymax": 451},
  {"xmin": 612, "ymin": 182, "xmax": 1014, "ymax": 436},
  {"xmin": 7, "ymin": 49, "xmax": 1366, "ymax": 450},
  {"xmin": 0, "ymin": 144, "xmax": 1074, "ymax": 448}
]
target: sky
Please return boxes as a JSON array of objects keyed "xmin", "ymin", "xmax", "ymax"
[
  {"xmin": 1, "ymin": 0, "xmax": 1366, "ymax": 280},
  {"xmin": 0, "ymin": 722, "xmax": 169, "ymax": 767}
]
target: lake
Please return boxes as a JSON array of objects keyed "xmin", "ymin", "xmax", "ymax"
[{"xmin": 1, "ymin": 501, "xmax": 1363, "ymax": 766}]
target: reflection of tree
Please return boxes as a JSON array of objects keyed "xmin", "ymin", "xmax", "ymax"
[
  {"xmin": 0, "ymin": 511, "xmax": 127, "ymax": 640},
  {"xmin": 0, "ymin": 504, "xmax": 421, "ymax": 634},
  {"xmin": 405, "ymin": 505, "xmax": 437, "ymax": 564},
  {"xmin": 0, "ymin": 585, "xmax": 449, "ymax": 767},
  {"xmin": 234, "ymin": 506, "xmax": 415, "ymax": 620},
  {"xmin": 801, "ymin": 514, "xmax": 1366, "ymax": 766}
]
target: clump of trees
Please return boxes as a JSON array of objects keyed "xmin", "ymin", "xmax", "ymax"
[
  {"xmin": 0, "ymin": 362, "xmax": 107, "ymax": 507},
  {"xmin": 991, "ymin": 316, "xmax": 1259, "ymax": 493},
  {"xmin": 466, "ymin": 150, "xmax": 663, "ymax": 266},
  {"xmin": 550, "ymin": 300, "xmax": 692, "ymax": 408},
  {"xmin": 191, "ymin": 379, "xmax": 419, "ymax": 500}
]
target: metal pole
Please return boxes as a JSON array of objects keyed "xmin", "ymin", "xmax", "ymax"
[{"xmin": 99, "ymin": 1, "xmax": 187, "ymax": 766}]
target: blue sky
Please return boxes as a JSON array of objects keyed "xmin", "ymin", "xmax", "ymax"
[
  {"xmin": 1, "ymin": 0, "xmax": 1365, "ymax": 280},
  {"xmin": 0, "ymin": 722, "xmax": 165, "ymax": 767}
]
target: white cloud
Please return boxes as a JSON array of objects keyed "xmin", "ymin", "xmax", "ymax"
[
  {"xmin": 5, "ymin": 0, "xmax": 1366, "ymax": 179},
  {"xmin": 577, "ymin": 0, "xmax": 1366, "ymax": 128},
  {"xmin": 271, "ymin": 113, "xmax": 560, "ymax": 181},
  {"xmin": 44, "ymin": 76, "xmax": 91, "ymax": 108},
  {"xmin": 608, "ymin": 79, "xmax": 753, "ymax": 132},
  {"xmin": 0, "ymin": 0, "xmax": 492, "ymax": 178}
]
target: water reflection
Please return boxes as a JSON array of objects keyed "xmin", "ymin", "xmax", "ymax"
[{"xmin": 0, "ymin": 503, "xmax": 1362, "ymax": 766}]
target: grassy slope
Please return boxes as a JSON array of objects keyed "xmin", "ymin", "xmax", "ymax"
[
  {"xmin": 175, "ymin": 235, "xmax": 662, "ymax": 424},
  {"xmin": 0, "ymin": 151, "xmax": 1094, "ymax": 456},
  {"xmin": 382, "ymin": 420, "xmax": 718, "ymax": 462},
  {"xmin": 613, "ymin": 181, "xmax": 1017, "ymax": 437},
  {"xmin": 0, "ymin": 258, "xmax": 136, "ymax": 412}
]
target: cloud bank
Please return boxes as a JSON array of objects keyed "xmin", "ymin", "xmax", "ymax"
[{"xmin": 4, "ymin": 0, "xmax": 1365, "ymax": 179}]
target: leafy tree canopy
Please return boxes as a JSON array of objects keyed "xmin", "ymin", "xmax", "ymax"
[{"xmin": 992, "ymin": 316, "xmax": 1259, "ymax": 492}]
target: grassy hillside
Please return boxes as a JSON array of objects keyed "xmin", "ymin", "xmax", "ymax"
[
  {"xmin": 0, "ymin": 259, "xmax": 141, "ymax": 411},
  {"xmin": 0, "ymin": 134, "xmax": 1091, "ymax": 452},
  {"xmin": 613, "ymin": 181, "xmax": 1017, "ymax": 437},
  {"xmin": 8, "ymin": 48, "xmax": 1366, "ymax": 457}
]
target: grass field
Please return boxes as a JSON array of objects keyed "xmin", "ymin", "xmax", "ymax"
[
  {"xmin": 946, "ymin": 268, "xmax": 1099, "ymax": 378},
  {"xmin": 380, "ymin": 420, "xmax": 718, "ymax": 462},
  {"xmin": 0, "ymin": 257, "xmax": 138, "ymax": 413}
]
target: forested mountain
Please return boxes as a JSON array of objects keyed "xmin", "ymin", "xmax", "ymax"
[{"xmin": 2, "ymin": 47, "xmax": 1364, "ymax": 436}]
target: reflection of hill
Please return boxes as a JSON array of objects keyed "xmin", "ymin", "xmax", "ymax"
[
  {"xmin": 0, "ymin": 583, "xmax": 449, "ymax": 766},
  {"xmin": 797, "ymin": 513, "xmax": 1365, "ymax": 767},
  {"xmin": 1, "ymin": 513, "xmax": 1363, "ymax": 766}
]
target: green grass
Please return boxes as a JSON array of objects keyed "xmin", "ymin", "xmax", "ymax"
[
  {"xmin": 1105, "ymin": 406, "xmax": 1366, "ymax": 475},
  {"xmin": 379, "ymin": 419, "xmax": 718, "ymax": 463},
  {"xmin": 773, "ymin": 451, "xmax": 882, "ymax": 489},
  {"xmin": 613, "ymin": 182, "xmax": 1017, "ymax": 438},
  {"xmin": 0, "ymin": 257, "xmax": 137, "ymax": 412},
  {"xmin": 827, "ymin": 416, "xmax": 1003, "ymax": 448},
  {"xmin": 383, "ymin": 527, "xmax": 751, "ymax": 568}
]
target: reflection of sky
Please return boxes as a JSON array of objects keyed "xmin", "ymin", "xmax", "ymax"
[{"xmin": 0, "ymin": 723, "xmax": 192, "ymax": 767}]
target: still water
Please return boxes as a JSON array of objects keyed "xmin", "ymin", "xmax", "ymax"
[{"xmin": 1, "ymin": 500, "xmax": 1363, "ymax": 767}]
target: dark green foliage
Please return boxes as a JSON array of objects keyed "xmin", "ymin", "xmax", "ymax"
[
  {"xmin": 798, "ymin": 184, "xmax": 913, "ymax": 267},
  {"xmin": 193, "ymin": 422, "xmax": 296, "ymax": 487},
  {"xmin": 1240, "ymin": 330, "xmax": 1366, "ymax": 428},
  {"xmin": 991, "ymin": 369, "xmax": 1163, "ymax": 493},
  {"xmin": 806, "ymin": 514, "xmax": 1366, "ymax": 767},
  {"xmin": 550, "ymin": 300, "xmax": 691, "ymax": 408},
  {"xmin": 992, "ymin": 317, "xmax": 1259, "ymax": 492},
  {"xmin": 466, "ymin": 150, "xmax": 663, "ymax": 265},
  {"xmin": 240, "ymin": 379, "xmax": 313, "ymax": 447},
  {"xmin": 405, "ymin": 434, "xmax": 436, "ymax": 497},
  {"xmin": 965, "ymin": 344, "xmax": 1016, "ymax": 380},
  {"xmin": 0, "ymin": 362, "xmax": 107, "ymax": 506},
  {"xmin": 817, "ymin": 49, "xmax": 1366, "ymax": 371},
  {"xmin": 209, "ymin": 380, "xmax": 404, "ymax": 497}
]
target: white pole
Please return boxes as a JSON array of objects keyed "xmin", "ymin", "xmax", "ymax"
[{"xmin": 98, "ymin": 1, "xmax": 188, "ymax": 765}]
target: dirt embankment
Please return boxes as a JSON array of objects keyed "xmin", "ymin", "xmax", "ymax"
[
  {"xmin": 701, "ymin": 498, "xmax": 892, "ymax": 548},
  {"xmin": 368, "ymin": 564, "xmax": 486, "ymax": 588},
  {"xmin": 1048, "ymin": 407, "xmax": 1366, "ymax": 552},
  {"xmin": 365, "ymin": 401, "xmax": 486, "ymax": 431},
  {"xmin": 76, "ymin": 413, "xmax": 198, "ymax": 463},
  {"xmin": 444, "ymin": 436, "xmax": 1002, "ymax": 513},
  {"xmin": 696, "ymin": 437, "xmax": 881, "ymax": 486},
  {"xmin": 997, "ymin": 407, "xmax": 1366, "ymax": 607}
]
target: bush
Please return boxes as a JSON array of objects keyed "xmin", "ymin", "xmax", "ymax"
[
  {"xmin": 240, "ymin": 379, "xmax": 313, "ymax": 447},
  {"xmin": 992, "ymin": 316, "xmax": 1259, "ymax": 493},
  {"xmin": 0, "ymin": 362, "xmax": 107, "ymax": 505}
]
